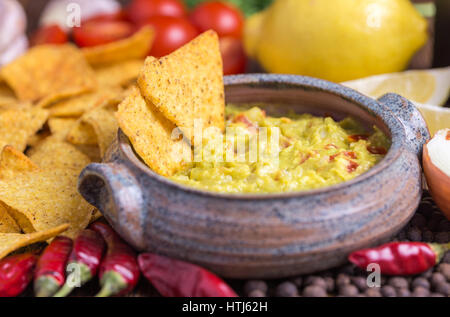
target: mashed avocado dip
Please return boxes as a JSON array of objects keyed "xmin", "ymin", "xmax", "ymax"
[{"xmin": 170, "ymin": 106, "xmax": 390, "ymax": 193}]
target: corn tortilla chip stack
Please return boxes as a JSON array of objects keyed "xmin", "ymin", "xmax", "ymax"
[
  {"xmin": 0, "ymin": 142, "xmax": 93, "ymax": 239},
  {"xmin": 116, "ymin": 87, "xmax": 191, "ymax": 176},
  {"xmin": 0, "ymin": 223, "xmax": 69, "ymax": 259},
  {"xmin": 83, "ymin": 27, "xmax": 154, "ymax": 66},
  {"xmin": 137, "ymin": 30, "xmax": 225, "ymax": 143},
  {"xmin": 1, "ymin": 45, "xmax": 97, "ymax": 102},
  {"xmin": 66, "ymin": 120, "xmax": 98, "ymax": 145},
  {"xmin": 94, "ymin": 59, "xmax": 144, "ymax": 87},
  {"xmin": 0, "ymin": 108, "xmax": 49, "ymax": 151}
]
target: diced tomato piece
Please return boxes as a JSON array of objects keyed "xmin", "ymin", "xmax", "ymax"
[
  {"xmin": 30, "ymin": 24, "xmax": 68, "ymax": 46},
  {"xmin": 72, "ymin": 20, "xmax": 135, "ymax": 47}
]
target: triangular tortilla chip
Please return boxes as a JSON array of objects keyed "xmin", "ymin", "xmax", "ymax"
[
  {"xmin": 0, "ymin": 108, "xmax": 49, "ymax": 151},
  {"xmin": 94, "ymin": 59, "xmax": 144, "ymax": 87},
  {"xmin": 1, "ymin": 44, "xmax": 97, "ymax": 101},
  {"xmin": 0, "ymin": 224, "xmax": 69, "ymax": 259},
  {"xmin": 83, "ymin": 27, "xmax": 154, "ymax": 66},
  {"xmin": 0, "ymin": 202, "xmax": 20, "ymax": 233},
  {"xmin": 137, "ymin": 30, "xmax": 225, "ymax": 142},
  {"xmin": 116, "ymin": 87, "xmax": 191, "ymax": 176},
  {"xmin": 0, "ymin": 146, "xmax": 39, "ymax": 179}
]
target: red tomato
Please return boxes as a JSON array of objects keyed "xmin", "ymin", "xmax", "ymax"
[
  {"xmin": 189, "ymin": 1, "xmax": 244, "ymax": 38},
  {"xmin": 220, "ymin": 37, "xmax": 246, "ymax": 75},
  {"xmin": 72, "ymin": 20, "xmax": 135, "ymax": 47},
  {"xmin": 30, "ymin": 24, "xmax": 68, "ymax": 46},
  {"xmin": 142, "ymin": 16, "xmax": 198, "ymax": 57},
  {"xmin": 127, "ymin": 0, "xmax": 187, "ymax": 26}
]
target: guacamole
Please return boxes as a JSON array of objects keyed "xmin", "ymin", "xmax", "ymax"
[{"xmin": 170, "ymin": 106, "xmax": 390, "ymax": 193}]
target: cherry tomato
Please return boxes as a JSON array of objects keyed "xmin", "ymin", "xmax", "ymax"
[
  {"xmin": 72, "ymin": 20, "xmax": 135, "ymax": 47},
  {"xmin": 30, "ymin": 24, "xmax": 68, "ymax": 46},
  {"xmin": 220, "ymin": 36, "xmax": 247, "ymax": 75},
  {"xmin": 142, "ymin": 16, "xmax": 198, "ymax": 57},
  {"xmin": 189, "ymin": 1, "xmax": 244, "ymax": 38},
  {"xmin": 127, "ymin": 0, "xmax": 187, "ymax": 26}
]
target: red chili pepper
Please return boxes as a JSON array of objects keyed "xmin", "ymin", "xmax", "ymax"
[
  {"xmin": 90, "ymin": 222, "xmax": 139, "ymax": 297},
  {"xmin": 348, "ymin": 134, "xmax": 369, "ymax": 142},
  {"xmin": 34, "ymin": 236, "xmax": 73, "ymax": 297},
  {"xmin": 367, "ymin": 146, "xmax": 387, "ymax": 155},
  {"xmin": 53, "ymin": 229, "xmax": 105, "ymax": 297},
  {"xmin": 349, "ymin": 241, "xmax": 450, "ymax": 275},
  {"xmin": 0, "ymin": 253, "xmax": 37, "ymax": 297},
  {"xmin": 138, "ymin": 253, "xmax": 238, "ymax": 297}
]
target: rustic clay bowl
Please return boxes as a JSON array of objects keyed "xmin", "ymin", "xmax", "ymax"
[{"xmin": 78, "ymin": 74, "xmax": 430, "ymax": 279}]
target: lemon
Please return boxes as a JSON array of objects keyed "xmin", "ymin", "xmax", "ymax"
[
  {"xmin": 244, "ymin": 0, "xmax": 428, "ymax": 82},
  {"xmin": 416, "ymin": 103, "xmax": 450, "ymax": 137},
  {"xmin": 343, "ymin": 67, "xmax": 450, "ymax": 106}
]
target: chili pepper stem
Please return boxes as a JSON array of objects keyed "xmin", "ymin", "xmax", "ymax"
[
  {"xmin": 430, "ymin": 242, "xmax": 450, "ymax": 262},
  {"xmin": 35, "ymin": 276, "xmax": 60, "ymax": 297},
  {"xmin": 95, "ymin": 271, "xmax": 127, "ymax": 297},
  {"xmin": 53, "ymin": 263, "xmax": 92, "ymax": 297}
]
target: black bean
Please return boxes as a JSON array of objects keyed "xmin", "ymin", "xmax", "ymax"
[
  {"xmin": 431, "ymin": 272, "xmax": 446, "ymax": 288},
  {"xmin": 437, "ymin": 219, "xmax": 450, "ymax": 232},
  {"xmin": 420, "ymin": 268, "xmax": 433, "ymax": 279},
  {"xmin": 336, "ymin": 273, "xmax": 350, "ymax": 288},
  {"xmin": 302, "ymin": 285, "xmax": 327, "ymax": 297},
  {"xmin": 248, "ymin": 289, "xmax": 266, "ymax": 297},
  {"xmin": 411, "ymin": 277, "xmax": 430, "ymax": 289},
  {"xmin": 380, "ymin": 285, "xmax": 397, "ymax": 297},
  {"xmin": 244, "ymin": 280, "xmax": 268, "ymax": 295},
  {"xmin": 364, "ymin": 288, "xmax": 382, "ymax": 297},
  {"xmin": 422, "ymin": 230, "xmax": 434, "ymax": 242},
  {"xmin": 275, "ymin": 281, "xmax": 298, "ymax": 297},
  {"xmin": 388, "ymin": 277, "xmax": 409, "ymax": 289},
  {"xmin": 396, "ymin": 288, "xmax": 411, "ymax": 297},
  {"xmin": 443, "ymin": 252, "xmax": 450, "ymax": 264},
  {"xmin": 338, "ymin": 285, "xmax": 359, "ymax": 297},
  {"xmin": 411, "ymin": 214, "xmax": 427, "ymax": 228},
  {"xmin": 435, "ymin": 232, "xmax": 449, "ymax": 243},
  {"xmin": 434, "ymin": 283, "xmax": 450, "ymax": 296},
  {"xmin": 412, "ymin": 286, "xmax": 430, "ymax": 297},
  {"xmin": 407, "ymin": 226, "xmax": 422, "ymax": 241},
  {"xmin": 351, "ymin": 276, "xmax": 368, "ymax": 292},
  {"xmin": 437, "ymin": 263, "xmax": 450, "ymax": 281},
  {"xmin": 304, "ymin": 276, "xmax": 327, "ymax": 289}
]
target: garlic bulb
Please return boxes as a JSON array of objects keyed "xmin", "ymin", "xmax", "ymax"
[
  {"xmin": 39, "ymin": 0, "xmax": 121, "ymax": 31},
  {"xmin": 0, "ymin": 0, "xmax": 27, "ymax": 66}
]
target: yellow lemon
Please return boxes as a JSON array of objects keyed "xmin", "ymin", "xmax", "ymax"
[
  {"xmin": 245, "ymin": 0, "xmax": 428, "ymax": 82},
  {"xmin": 416, "ymin": 104, "xmax": 450, "ymax": 137},
  {"xmin": 343, "ymin": 67, "xmax": 450, "ymax": 106}
]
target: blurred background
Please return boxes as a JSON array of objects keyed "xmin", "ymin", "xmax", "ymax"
[{"xmin": 14, "ymin": 0, "xmax": 450, "ymax": 68}]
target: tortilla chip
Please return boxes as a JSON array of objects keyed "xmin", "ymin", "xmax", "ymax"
[
  {"xmin": 0, "ymin": 144, "xmax": 92, "ymax": 238},
  {"xmin": 66, "ymin": 120, "xmax": 98, "ymax": 145},
  {"xmin": 74, "ymin": 144, "xmax": 101, "ymax": 162},
  {"xmin": 49, "ymin": 88, "xmax": 122, "ymax": 117},
  {"xmin": 0, "ymin": 224, "xmax": 69, "ymax": 259},
  {"xmin": 48, "ymin": 118, "xmax": 77, "ymax": 139},
  {"xmin": 1, "ymin": 44, "xmax": 97, "ymax": 101},
  {"xmin": 0, "ymin": 108, "xmax": 49, "ymax": 151},
  {"xmin": 0, "ymin": 82, "xmax": 17, "ymax": 107},
  {"xmin": 95, "ymin": 59, "xmax": 144, "ymax": 87},
  {"xmin": 82, "ymin": 105, "xmax": 119, "ymax": 156},
  {"xmin": 116, "ymin": 87, "xmax": 191, "ymax": 176},
  {"xmin": 137, "ymin": 30, "xmax": 225, "ymax": 142},
  {"xmin": 90, "ymin": 209, "xmax": 103, "ymax": 223},
  {"xmin": 27, "ymin": 130, "xmax": 51, "ymax": 148},
  {"xmin": 0, "ymin": 202, "xmax": 20, "ymax": 233},
  {"xmin": 0, "ymin": 101, "xmax": 33, "ymax": 111},
  {"xmin": 83, "ymin": 27, "xmax": 154, "ymax": 66},
  {"xmin": 0, "ymin": 146, "xmax": 39, "ymax": 179}
]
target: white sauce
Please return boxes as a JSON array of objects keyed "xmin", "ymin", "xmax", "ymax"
[{"xmin": 427, "ymin": 129, "xmax": 450, "ymax": 177}]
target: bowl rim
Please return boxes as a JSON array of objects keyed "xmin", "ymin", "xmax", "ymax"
[{"xmin": 118, "ymin": 74, "xmax": 403, "ymax": 200}]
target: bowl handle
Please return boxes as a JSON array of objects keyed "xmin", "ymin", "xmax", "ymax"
[
  {"xmin": 78, "ymin": 163, "xmax": 145, "ymax": 250},
  {"xmin": 377, "ymin": 93, "xmax": 430, "ymax": 158}
]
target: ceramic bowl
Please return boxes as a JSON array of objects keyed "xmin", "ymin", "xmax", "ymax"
[{"xmin": 78, "ymin": 74, "xmax": 430, "ymax": 279}]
